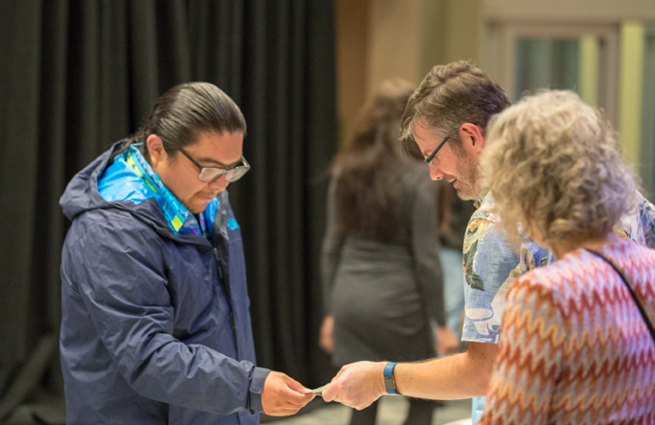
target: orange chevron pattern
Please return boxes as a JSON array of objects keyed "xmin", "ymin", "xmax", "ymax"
[{"xmin": 478, "ymin": 239, "xmax": 655, "ymax": 425}]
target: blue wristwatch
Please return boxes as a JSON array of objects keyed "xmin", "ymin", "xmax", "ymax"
[{"xmin": 383, "ymin": 362, "xmax": 399, "ymax": 395}]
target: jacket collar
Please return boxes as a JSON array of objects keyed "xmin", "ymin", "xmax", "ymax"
[{"xmin": 60, "ymin": 141, "xmax": 216, "ymax": 250}]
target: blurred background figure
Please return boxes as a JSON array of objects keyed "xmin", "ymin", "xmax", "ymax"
[
  {"xmin": 478, "ymin": 90, "xmax": 655, "ymax": 424},
  {"xmin": 319, "ymin": 78, "xmax": 458, "ymax": 425}
]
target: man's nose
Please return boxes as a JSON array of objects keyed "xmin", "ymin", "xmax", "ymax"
[
  {"xmin": 209, "ymin": 175, "xmax": 229, "ymax": 191},
  {"xmin": 429, "ymin": 166, "xmax": 443, "ymax": 181}
]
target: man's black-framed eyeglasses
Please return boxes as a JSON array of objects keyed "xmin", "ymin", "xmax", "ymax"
[
  {"xmin": 424, "ymin": 136, "xmax": 450, "ymax": 168},
  {"xmin": 178, "ymin": 148, "xmax": 251, "ymax": 183}
]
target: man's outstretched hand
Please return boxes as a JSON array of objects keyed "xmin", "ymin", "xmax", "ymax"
[
  {"xmin": 321, "ymin": 361, "xmax": 386, "ymax": 410},
  {"xmin": 261, "ymin": 372, "xmax": 314, "ymax": 416}
]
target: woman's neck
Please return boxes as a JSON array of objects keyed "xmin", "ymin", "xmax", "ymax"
[{"xmin": 548, "ymin": 232, "xmax": 621, "ymax": 260}]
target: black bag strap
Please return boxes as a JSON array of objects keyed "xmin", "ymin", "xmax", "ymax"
[{"xmin": 586, "ymin": 249, "xmax": 655, "ymax": 343}]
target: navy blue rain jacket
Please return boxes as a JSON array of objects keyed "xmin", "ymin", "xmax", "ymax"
[{"xmin": 59, "ymin": 142, "xmax": 269, "ymax": 425}]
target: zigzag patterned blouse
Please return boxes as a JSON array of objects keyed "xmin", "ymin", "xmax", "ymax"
[{"xmin": 478, "ymin": 239, "xmax": 655, "ymax": 425}]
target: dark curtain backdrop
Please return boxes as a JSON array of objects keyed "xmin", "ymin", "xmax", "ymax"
[{"xmin": 0, "ymin": 0, "xmax": 336, "ymax": 420}]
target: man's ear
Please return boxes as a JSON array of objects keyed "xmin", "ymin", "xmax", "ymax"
[
  {"xmin": 146, "ymin": 134, "xmax": 166, "ymax": 165},
  {"xmin": 459, "ymin": 123, "xmax": 485, "ymax": 154}
]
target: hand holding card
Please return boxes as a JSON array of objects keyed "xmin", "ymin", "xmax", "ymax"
[{"xmin": 306, "ymin": 385, "xmax": 327, "ymax": 396}]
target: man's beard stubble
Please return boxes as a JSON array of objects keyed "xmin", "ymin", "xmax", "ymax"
[{"xmin": 454, "ymin": 153, "xmax": 480, "ymax": 201}]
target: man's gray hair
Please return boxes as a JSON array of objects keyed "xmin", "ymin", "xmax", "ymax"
[{"xmin": 401, "ymin": 61, "xmax": 511, "ymax": 149}]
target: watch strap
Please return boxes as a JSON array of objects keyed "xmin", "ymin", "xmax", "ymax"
[{"xmin": 383, "ymin": 361, "xmax": 399, "ymax": 395}]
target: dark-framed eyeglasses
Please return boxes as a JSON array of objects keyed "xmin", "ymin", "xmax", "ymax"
[
  {"xmin": 424, "ymin": 136, "xmax": 450, "ymax": 168},
  {"xmin": 178, "ymin": 148, "xmax": 251, "ymax": 183}
]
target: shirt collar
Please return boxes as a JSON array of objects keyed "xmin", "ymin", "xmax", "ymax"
[{"xmin": 474, "ymin": 187, "xmax": 490, "ymax": 208}]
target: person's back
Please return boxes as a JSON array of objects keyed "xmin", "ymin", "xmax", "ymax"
[
  {"xmin": 320, "ymin": 78, "xmax": 455, "ymax": 425},
  {"xmin": 480, "ymin": 239, "xmax": 655, "ymax": 424},
  {"xmin": 336, "ymin": 160, "xmax": 434, "ymax": 250},
  {"xmin": 326, "ymin": 162, "xmax": 443, "ymax": 365},
  {"xmin": 321, "ymin": 78, "xmax": 449, "ymax": 365}
]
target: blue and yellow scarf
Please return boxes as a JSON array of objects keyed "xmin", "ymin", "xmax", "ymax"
[{"xmin": 98, "ymin": 145, "xmax": 218, "ymax": 237}]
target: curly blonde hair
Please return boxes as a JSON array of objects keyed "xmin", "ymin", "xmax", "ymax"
[{"xmin": 481, "ymin": 90, "xmax": 638, "ymax": 244}]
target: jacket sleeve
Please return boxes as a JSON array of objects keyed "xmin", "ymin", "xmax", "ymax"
[
  {"xmin": 320, "ymin": 177, "xmax": 345, "ymax": 314},
  {"xmin": 410, "ymin": 175, "xmax": 447, "ymax": 326},
  {"xmin": 64, "ymin": 219, "xmax": 270, "ymax": 415}
]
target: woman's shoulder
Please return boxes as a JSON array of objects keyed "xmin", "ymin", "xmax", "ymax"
[
  {"xmin": 607, "ymin": 237, "xmax": 655, "ymax": 260},
  {"xmin": 515, "ymin": 240, "xmax": 655, "ymax": 303},
  {"xmin": 603, "ymin": 238, "xmax": 655, "ymax": 278}
]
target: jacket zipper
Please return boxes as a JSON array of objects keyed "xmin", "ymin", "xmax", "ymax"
[
  {"xmin": 213, "ymin": 248, "xmax": 236, "ymax": 332},
  {"xmin": 213, "ymin": 240, "xmax": 245, "ymax": 422}
]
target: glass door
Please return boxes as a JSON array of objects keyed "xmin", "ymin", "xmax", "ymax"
[
  {"xmin": 484, "ymin": 23, "xmax": 619, "ymax": 126},
  {"xmin": 641, "ymin": 24, "xmax": 655, "ymax": 196}
]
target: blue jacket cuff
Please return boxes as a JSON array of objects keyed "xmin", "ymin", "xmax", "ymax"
[{"xmin": 248, "ymin": 367, "xmax": 271, "ymax": 412}]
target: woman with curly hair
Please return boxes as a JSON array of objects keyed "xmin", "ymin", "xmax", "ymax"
[{"xmin": 477, "ymin": 90, "xmax": 655, "ymax": 424}]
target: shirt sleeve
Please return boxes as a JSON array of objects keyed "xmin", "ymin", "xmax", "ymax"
[
  {"xmin": 477, "ymin": 275, "xmax": 563, "ymax": 425},
  {"xmin": 410, "ymin": 176, "xmax": 446, "ymax": 326},
  {"xmin": 65, "ymin": 220, "xmax": 270, "ymax": 415},
  {"xmin": 461, "ymin": 217, "xmax": 521, "ymax": 344},
  {"xmin": 320, "ymin": 177, "xmax": 345, "ymax": 314},
  {"xmin": 638, "ymin": 196, "xmax": 655, "ymax": 249}
]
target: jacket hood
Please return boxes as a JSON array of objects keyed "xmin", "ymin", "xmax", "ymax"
[
  {"xmin": 60, "ymin": 143, "xmax": 118, "ymax": 222},
  {"xmin": 60, "ymin": 141, "xmax": 211, "ymax": 249}
]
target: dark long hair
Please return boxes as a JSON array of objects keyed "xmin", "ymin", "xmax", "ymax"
[
  {"xmin": 115, "ymin": 82, "xmax": 246, "ymax": 159},
  {"xmin": 332, "ymin": 78, "xmax": 417, "ymax": 242}
]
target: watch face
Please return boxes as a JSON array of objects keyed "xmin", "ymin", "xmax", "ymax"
[{"xmin": 384, "ymin": 374, "xmax": 398, "ymax": 394}]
